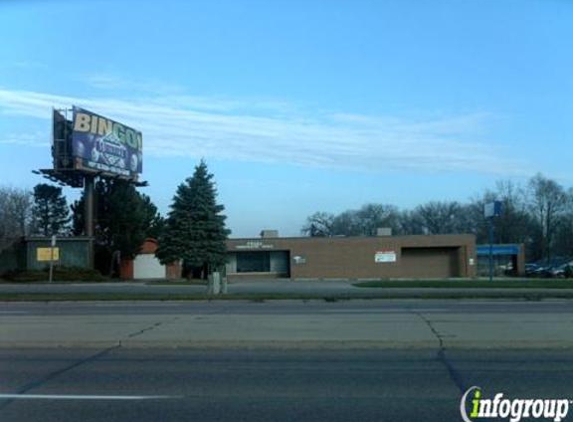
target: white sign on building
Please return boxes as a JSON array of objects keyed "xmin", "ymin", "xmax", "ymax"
[{"xmin": 375, "ymin": 250, "xmax": 397, "ymax": 263}]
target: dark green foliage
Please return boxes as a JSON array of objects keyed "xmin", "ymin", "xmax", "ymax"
[
  {"xmin": 70, "ymin": 179, "xmax": 164, "ymax": 274},
  {"xmin": 2, "ymin": 266, "xmax": 108, "ymax": 282},
  {"xmin": 31, "ymin": 184, "xmax": 70, "ymax": 236},
  {"xmin": 70, "ymin": 196, "xmax": 85, "ymax": 237},
  {"xmin": 141, "ymin": 195, "xmax": 165, "ymax": 239},
  {"xmin": 101, "ymin": 180, "xmax": 150, "ymax": 260},
  {"xmin": 156, "ymin": 160, "xmax": 230, "ymax": 278}
]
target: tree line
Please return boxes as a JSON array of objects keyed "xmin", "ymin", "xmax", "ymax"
[
  {"xmin": 0, "ymin": 161, "xmax": 229, "ymax": 279},
  {"xmin": 302, "ymin": 174, "xmax": 573, "ymax": 262}
]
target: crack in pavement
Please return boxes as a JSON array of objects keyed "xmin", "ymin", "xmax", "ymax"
[
  {"xmin": 0, "ymin": 346, "xmax": 119, "ymax": 412},
  {"xmin": 413, "ymin": 311, "xmax": 467, "ymax": 394},
  {"xmin": 119, "ymin": 317, "xmax": 180, "ymax": 346},
  {"xmin": 0, "ymin": 317, "xmax": 179, "ymax": 412}
]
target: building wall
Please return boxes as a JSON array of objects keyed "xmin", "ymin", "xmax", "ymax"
[
  {"xmin": 25, "ymin": 237, "xmax": 93, "ymax": 271},
  {"xmin": 226, "ymin": 234, "xmax": 476, "ymax": 279}
]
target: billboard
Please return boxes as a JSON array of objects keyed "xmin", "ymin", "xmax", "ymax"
[
  {"xmin": 52, "ymin": 109, "xmax": 74, "ymax": 170},
  {"xmin": 70, "ymin": 106, "xmax": 142, "ymax": 178}
]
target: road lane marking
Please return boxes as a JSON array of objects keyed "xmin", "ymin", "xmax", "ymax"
[{"xmin": 0, "ymin": 394, "xmax": 180, "ymax": 400}]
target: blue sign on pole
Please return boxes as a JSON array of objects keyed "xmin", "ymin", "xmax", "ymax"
[{"xmin": 484, "ymin": 201, "xmax": 502, "ymax": 218}]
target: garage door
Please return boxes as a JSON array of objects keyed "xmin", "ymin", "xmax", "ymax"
[
  {"xmin": 134, "ymin": 254, "xmax": 165, "ymax": 279},
  {"xmin": 401, "ymin": 247, "xmax": 460, "ymax": 278}
]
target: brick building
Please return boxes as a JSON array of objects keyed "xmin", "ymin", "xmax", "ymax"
[{"xmin": 226, "ymin": 233, "xmax": 477, "ymax": 280}]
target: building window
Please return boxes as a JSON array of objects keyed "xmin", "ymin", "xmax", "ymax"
[{"xmin": 236, "ymin": 252, "xmax": 271, "ymax": 273}]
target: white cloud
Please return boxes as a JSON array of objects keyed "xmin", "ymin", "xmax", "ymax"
[
  {"xmin": 0, "ymin": 131, "xmax": 48, "ymax": 147},
  {"xmin": 0, "ymin": 87, "xmax": 525, "ymax": 175}
]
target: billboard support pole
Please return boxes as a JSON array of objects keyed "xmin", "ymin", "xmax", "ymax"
[
  {"xmin": 84, "ymin": 175, "xmax": 95, "ymax": 237},
  {"xmin": 84, "ymin": 175, "xmax": 95, "ymax": 269}
]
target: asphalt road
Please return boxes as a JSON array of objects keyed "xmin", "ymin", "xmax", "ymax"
[
  {"xmin": 3, "ymin": 299, "xmax": 573, "ymax": 349},
  {"xmin": 1, "ymin": 348, "xmax": 573, "ymax": 422}
]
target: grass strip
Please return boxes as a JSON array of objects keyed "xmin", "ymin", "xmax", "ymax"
[{"xmin": 354, "ymin": 279, "xmax": 573, "ymax": 289}]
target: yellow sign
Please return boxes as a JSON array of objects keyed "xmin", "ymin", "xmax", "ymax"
[{"xmin": 37, "ymin": 247, "xmax": 60, "ymax": 262}]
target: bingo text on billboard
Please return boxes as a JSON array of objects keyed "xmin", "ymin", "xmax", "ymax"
[{"xmin": 72, "ymin": 107, "xmax": 142, "ymax": 178}]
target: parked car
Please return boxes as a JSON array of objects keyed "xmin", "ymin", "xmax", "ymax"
[
  {"xmin": 549, "ymin": 261, "xmax": 573, "ymax": 278},
  {"xmin": 526, "ymin": 259, "xmax": 573, "ymax": 278}
]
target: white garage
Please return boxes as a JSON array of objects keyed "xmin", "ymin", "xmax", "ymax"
[{"xmin": 133, "ymin": 253, "xmax": 166, "ymax": 279}]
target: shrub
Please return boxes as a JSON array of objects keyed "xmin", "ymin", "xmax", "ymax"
[{"xmin": 1, "ymin": 266, "xmax": 108, "ymax": 282}]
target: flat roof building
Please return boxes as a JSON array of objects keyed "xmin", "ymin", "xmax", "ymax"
[{"xmin": 226, "ymin": 233, "xmax": 477, "ymax": 280}]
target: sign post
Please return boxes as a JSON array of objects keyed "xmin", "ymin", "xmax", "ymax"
[
  {"xmin": 49, "ymin": 235, "xmax": 56, "ymax": 283},
  {"xmin": 484, "ymin": 201, "xmax": 502, "ymax": 282}
]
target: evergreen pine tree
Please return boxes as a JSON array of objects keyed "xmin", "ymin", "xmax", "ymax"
[
  {"xmin": 31, "ymin": 183, "xmax": 71, "ymax": 236},
  {"xmin": 156, "ymin": 160, "xmax": 230, "ymax": 278}
]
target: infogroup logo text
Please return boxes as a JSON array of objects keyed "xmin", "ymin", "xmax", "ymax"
[{"xmin": 460, "ymin": 386, "xmax": 571, "ymax": 422}]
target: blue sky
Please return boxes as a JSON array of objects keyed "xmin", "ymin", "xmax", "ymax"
[{"xmin": 0, "ymin": 0, "xmax": 572, "ymax": 237}]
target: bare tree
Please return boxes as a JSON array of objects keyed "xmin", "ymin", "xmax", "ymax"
[
  {"xmin": 552, "ymin": 187, "xmax": 573, "ymax": 259},
  {"xmin": 301, "ymin": 212, "xmax": 335, "ymax": 237},
  {"xmin": 356, "ymin": 203, "xmax": 400, "ymax": 236},
  {"xmin": 298, "ymin": 175, "xmax": 573, "ymax": 262},
  {"xmin": 527, "ymin": 174, "xmax": 569, "ymax": 261},
  {"xmin": 409, "ymin": 201, "xmax": 465, "ymax": 235},
  {"xmin": 493, "ymin": 180, "xmax": 534, "ymax": 245},
  {"xmin": 0, "ymin": 186, "xmax": 33, "ymax": 249},
  {"xmin": 331, "ymin": 210, "xmax": 363, "ymax": 236},
  {"xmin": 329, "ymin": 204, "xmax": 400, "ymax": 236},
  {"xmin": 399, "ymin": 209, "xmax": 424, "ymax": 235}
]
